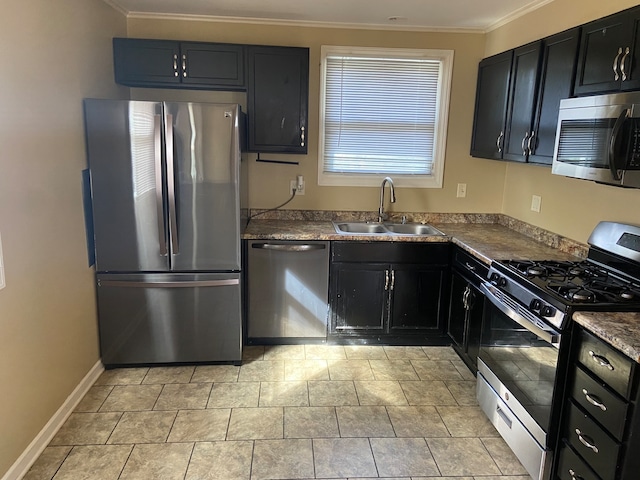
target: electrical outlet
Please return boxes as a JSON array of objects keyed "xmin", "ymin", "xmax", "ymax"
[
  {"xmin": 290, "ymin": 179, "xmax": 305, "ymax": 195},
  {"xmin": 456, "ymin": 183, "xmax": 467, "ymax": 198},
  {"xmin": 531, "ymin": 195, "xmax": 542, "ymax": 213}
]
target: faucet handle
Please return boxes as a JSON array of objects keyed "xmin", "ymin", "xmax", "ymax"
[{"xmin": 401, "ymin": 215, "xmax": 407, "ymax": 224}]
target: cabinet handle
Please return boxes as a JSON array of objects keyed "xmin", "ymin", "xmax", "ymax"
[
  {"xmin": 582, "ymin": 389, "xmax": 607, "ymax": 411},
  {"xmin": 173, "ymin": 54, "xmax": 178, "ymax": 77},
  {"xmin": 462, "ymin": 285, "xmax": 470, "ymax": 310},
  {"xmin": 300, "ymin": 126, "xmax": 305, "ymax": 147},
  {"xmin": 568, "ymin": 469, "xmax": 585, "ymax": 480},
  {"xmin": 620, "ymin": 46, "xmax": 630, "ymax": 81},
  {"xmin": 521, "ymin": 132, "xmax": 530, "ymax": 156},
  {"xmin": 589, "ymin": 350, "xmax": 614, "ymax": 370},
  {"xmin": 613, "ymin": 47, "xmax": 623, "ymax": 81},
  {"xmin": 385, "ymin": 270, "xmax": 389, "ymax": 291},
  {"xmin": 390, "ymin": 270, "xmax": 395, "ymax": 291},
  {"xmin": 182, "ymin": 54, "xmax": 187, "ymax": 77},
  {"xmin": 527, "ymin": 131, "xmax": 535, "ymax": 155},
  {"xmin": 575, "ymin": 429, "xmax": 599, "ymax": 453},
  {"xmin": 464, "ymin": 262, "xmax": 476, "ymax": 272},
  {"xmin": 496, "ymin": 131, "xmax": 504, "ymax": 153}
]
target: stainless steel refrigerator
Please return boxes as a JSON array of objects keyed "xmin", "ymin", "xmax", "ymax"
[{"xmin": 84, "ymin": 99, "xmax": 247, "ymax": 366}]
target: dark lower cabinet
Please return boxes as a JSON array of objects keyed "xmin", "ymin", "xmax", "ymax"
[
  {"xmin": 113, "ymin": 38, "xmax": 245, "ymax": 90},
  {"xmin": 447, "ymin": 247, "xmax": 487, "ymax": 372},
  {"xmin": 554, "ymin": 325, "xmax": 640, "ymax": 480},
  {"xmin": 247, "ymin": 46, "xmax": 309, "ymax": 154},
  {"xmin": 329, "ymin": 242, "xmax": 450, "ymax": 343}
]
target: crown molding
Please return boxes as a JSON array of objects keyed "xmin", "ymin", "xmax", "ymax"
[{"xmin": 485, "ymin": 0, "xmax": 555, "ymax": 33}]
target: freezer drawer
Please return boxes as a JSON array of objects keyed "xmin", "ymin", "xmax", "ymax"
[
  {"xmin": 247, "ymin": 241, "xmax": 329, "ymax": 341},
  {"xmin": 97, "ymin": 273, "xmax": 242, "ymax": 366}
]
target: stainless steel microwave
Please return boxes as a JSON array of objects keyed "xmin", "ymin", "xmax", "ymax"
[{"xmin": 552, "ymin": 92, "xmax": 640, "ymax": 188}]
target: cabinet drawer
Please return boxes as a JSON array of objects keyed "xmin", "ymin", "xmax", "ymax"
[
  {"xmin": 577, "ymin": 328, "xmax": 633, "ymax": 398},
  {"xmin": 565, "ymin": 402, "xmax": 621, "ymax": 480},
  {"xmin": 452, "ymin": 248, "xmax": 488, "ymax": 284},
  {"xmin": 571, "ymin": 366, "xmax": 628, "ymax": 441},
  {"xmin": 557, "ymin": 443, "xmax": 601, "ymax": 480},
  {"xmin": 332, "ymin": 242, "xmax": 450, "ymax": 264}
]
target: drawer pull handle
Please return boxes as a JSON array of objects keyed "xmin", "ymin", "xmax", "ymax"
[
  {"xmin": 582, "ymin": 389, "xmax": 607, "ymax": 411},
  {"xmin": 575, "ymin": 429, "xmax": 599, "ymax": 453},
  {"xmin": 569, "ymin": 469, "xmax": 585, "ymax": 480},
  {"xmin": 465, "ymin": 262, "xmax": 476, "ymax": 271},
  {"xmin": 589, "ymin": 350, "xmax": 614, "ymax": 370}
]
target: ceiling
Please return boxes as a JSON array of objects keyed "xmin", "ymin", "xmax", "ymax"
[{"xmin": 104, "ymin": 0, "xmax": 553, "ymax": 32}]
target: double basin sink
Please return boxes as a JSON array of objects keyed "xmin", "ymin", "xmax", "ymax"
[{"xmin": 332, "ymin": 221, "xmax": 445, "ymax": 236}]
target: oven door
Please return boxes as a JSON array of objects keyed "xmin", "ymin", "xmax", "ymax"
[{"xmin": 478, "ymin": 282, "xmax": 562, "ymax": 480}]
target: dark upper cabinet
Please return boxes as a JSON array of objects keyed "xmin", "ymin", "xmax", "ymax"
[
  {"xmin": 575, "ymin": 7, "xmax": 640, "ymax": 95},
  {"xmin": 529, "ymin": 28, "xmax": 580, "ymax": 164},
  {"xmin": 247, "ymin": 46, "xmax": 309, "ymax": 154},
  {"xmin": 470, "ymin": 51, "xmax": 513, "ymax": 159},
  {"xmin": 503, "ymin": 41, "xmax": 542, "ymax": 162},
  {"xmin": 113, "ymin": 38, "xmax": 245, "ymax": 90},
  {"xmin": 471, "ymin": 28, "xmax": 579, "ymax": 165}
]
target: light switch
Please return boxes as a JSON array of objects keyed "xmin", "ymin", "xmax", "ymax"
[
  {"xmin": 0, "ymin": 232, "xmax": 5, "ymax": 290},
  {"xmin": 531, "ymin": 195, "xmax": 542, "ymax": 213}
]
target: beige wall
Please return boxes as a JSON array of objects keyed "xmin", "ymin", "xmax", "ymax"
[
  {"xmin": 0, "ymin": 0, "xmax": 125, "ymax": 476},
  {"xmin": 127, "ymin": 18, "xmax": 507, "ymax": 216},
  {"xmin": 486, "ymin": 0, "xmax": 640, "ymax": 243}
]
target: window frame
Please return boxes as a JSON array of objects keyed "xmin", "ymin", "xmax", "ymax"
[{"xmin": 318, "ymin": 45, "xmax": 454, "ymax": 188}]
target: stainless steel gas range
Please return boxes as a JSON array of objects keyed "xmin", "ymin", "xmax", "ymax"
[{"xmin": 477, "ymin": 221, "xmax": 640, "ymax": 480}]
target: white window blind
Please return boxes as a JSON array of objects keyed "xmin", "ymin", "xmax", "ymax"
[{"xmin": 319, "ymin": 46, "xmax": 453, "ymax": 188}]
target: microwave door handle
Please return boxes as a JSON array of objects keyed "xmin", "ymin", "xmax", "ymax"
[{"xmin": 608, "ymin": 108, "xmax": 629, "ymax": 181}]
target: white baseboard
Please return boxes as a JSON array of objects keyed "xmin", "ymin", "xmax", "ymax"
[{"xmin": 1, "ymin": 361, "xmax": 104, "ymax": 480}]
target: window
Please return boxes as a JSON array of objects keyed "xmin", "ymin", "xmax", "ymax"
[{"xmin": 318, "ymin": 46, "xmax": 453, "ymax": 188}]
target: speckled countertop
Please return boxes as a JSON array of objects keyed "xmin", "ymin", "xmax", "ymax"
[
  {"xmin": 243, "ymin": 217, "xmax": 584, "ymax": 264},
  {"xmin": 573, "ymin": 312, "xmax": 640, "ymax": 363}
]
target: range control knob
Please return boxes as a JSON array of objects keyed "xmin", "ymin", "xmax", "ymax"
[
  {"xmin": 497, "ymin": 277, "xmax": 507, "ymax": 287},
  {"xmin": 489, "ymin": 272, "xmax": 500, "ymax": 284},
  {"xmin": 541, "ymin": 305, "xmax": 556, "ymax": 317},
  {"xmin": 530, "ymin": 299, "xmax": 542, "ymax": 311}
]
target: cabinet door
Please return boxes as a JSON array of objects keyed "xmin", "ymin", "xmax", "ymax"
[
  {"xmin": 180, "ymin": 43, "xmax": 245, "ymax": 89},
  {"xmin": 470, "ymin": 51, "xmax": 513, "ymax": 159},
  {"xmin": 621, "ymin": 9, "xmax": 640, "ymax": 91},
  {"xmin": 113, "ymin": 38, "xmax": 181, "ymax": 87},
  {"xmin": 465, "ymin": 283, "xmax": 483, "ymax": 367},
  {"xmin": 448, "ymin": 272, "xmax": 468, "ymax": 348},
  {"xmin": 331, "ymin": 263, "xmax": 387, "ymax": 334},
  {"xmin": 503, "ymin": 42, "xmax": 542, "ymax": 162},
  {"xmin": 247, "ymin": 46, "xmax": 309, "ymax": 153},
  {"xmin": 529, "ymin": 28, "xmax": 580, "ymax": 165},
  {"xmin": 389, "ymin": 265, "xmax": 445, "ymax": 333},
  {"xmin": 574, "ymin": 11, "xmax": 632, "ymax": 95}
]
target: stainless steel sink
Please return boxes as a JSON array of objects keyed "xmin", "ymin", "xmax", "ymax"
[
  {"xmin": 332, "ymin": 221, "xmax": 445, "ymax": 236},
  {"xmin": 332, "ymin": 222, "xmax": 388, "ymax": 234},
  {"xmin": 384, "ymin": 223, "xmax": 445, "ymax": 236}
]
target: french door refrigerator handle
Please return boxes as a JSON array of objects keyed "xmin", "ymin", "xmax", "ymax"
[
  {"xmin": 98, "ymin": 279, "xmax": 240, "ymax": 288},
  {"xmin": 165, "ymin": 113, "xmax": 179, "ymax": 255},
  {"xmin": 154, "ymin": 114, "xmax": 168, "ymax": 256}
]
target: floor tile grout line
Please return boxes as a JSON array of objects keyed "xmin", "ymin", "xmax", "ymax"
[{"xmin": 115, "ymin": 443, "xmax": 135, "ymax": 480}]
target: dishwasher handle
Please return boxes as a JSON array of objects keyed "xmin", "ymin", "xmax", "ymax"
[{"xmin": 251, "ymin": 243, "xmax": 326, "ymax": 252}]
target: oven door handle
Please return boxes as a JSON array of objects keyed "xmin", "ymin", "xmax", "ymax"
[{"xmin": 481, "ymin": 283, "xmax": 561, "ymax": 347}]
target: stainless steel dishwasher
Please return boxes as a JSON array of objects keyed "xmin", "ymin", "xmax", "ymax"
[{"xmin": 247, "ymin": 240, "xmax": 330, "ymax": 343}]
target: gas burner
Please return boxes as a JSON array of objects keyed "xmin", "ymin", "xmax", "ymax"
[
  {"xmin": 527, "ymin": 265, "xmax": 547, "ymax": 276},
  {"xmin": 568, "ymin": 289, "xmax": 595, "ymax": 303}
]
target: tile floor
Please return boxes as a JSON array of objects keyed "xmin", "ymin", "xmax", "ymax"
[{"xmin": 24, "ymin": 345, "xmax": 533, "ymax": 480}]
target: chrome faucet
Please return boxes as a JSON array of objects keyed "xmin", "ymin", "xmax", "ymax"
[{"xmin": 378, "ymin": 177, "xmax": 396, "ymax": 222}]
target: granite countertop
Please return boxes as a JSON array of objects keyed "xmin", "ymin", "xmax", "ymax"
[
  {"xmin": 243, "ymin": 219, "xmax": 582, "ymax": 264},
  {"xmin": 573, "ymin": 312, "xmax": 640, "ymax": 363}
]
